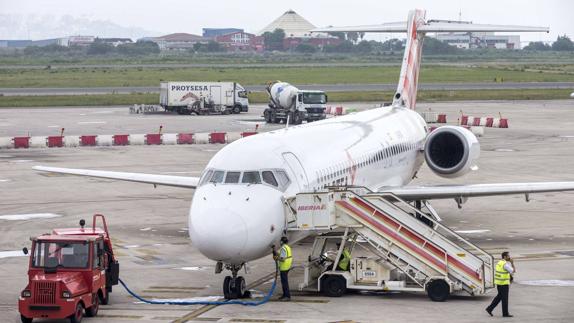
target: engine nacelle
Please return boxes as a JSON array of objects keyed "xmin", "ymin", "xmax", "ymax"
[{"xmin": 424, "ymin": 126, "xmax": 480, "ymax": 178}]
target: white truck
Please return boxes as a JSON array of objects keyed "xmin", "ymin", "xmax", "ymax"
[
  {"xmin": 160, "ymin": 82, "xmax": 249, "ymax": 115},
  {"xmin": 264, "ymin": 81, "xmax": 327, "ymax": 125}
]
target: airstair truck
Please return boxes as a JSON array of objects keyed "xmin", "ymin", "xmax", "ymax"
[
  {"xmin": 160, "ymin": 81, "xmax": 249, "ymax": 115},
  {"xmin": 264, "ymin": 81, "xmax": 327, "ymax": 124},
  {"xmin": 19, "ymin": 214, "xmax": 119, "ymax": 323}
]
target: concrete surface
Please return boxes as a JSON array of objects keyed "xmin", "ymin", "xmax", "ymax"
[
  {"xmin": 2, "ymin": 82, "xmax": 574, "ymax": 96},
  {"xmin": 1, "ymin": 100, "xmax": 574, "ymax": 322}
]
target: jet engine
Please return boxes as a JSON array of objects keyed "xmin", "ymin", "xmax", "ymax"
[{"xmin": 424, "ymin": 126, "xmax": 480, "ymax": 178}]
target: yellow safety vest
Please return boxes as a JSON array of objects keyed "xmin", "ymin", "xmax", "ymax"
[
  {"xmin": 278, "ymin": 244, "xmax": 292, "ymax": 272},
  {"xmin": 337, "ymin": 248, "xmax": 351, "ymax": 271},
  {"xmin": 494, "ymin": 260, "xmax": 511, "ymax": 286}
]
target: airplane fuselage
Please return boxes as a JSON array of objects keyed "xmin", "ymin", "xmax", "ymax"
[{"xmin": 189, "ymin": 106, "xmax": 428, "ymax": 265}]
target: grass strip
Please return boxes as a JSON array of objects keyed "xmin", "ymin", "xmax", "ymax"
[{"xmin": 0, "ymin": 89, "xmax": 571, "ymax": 108}]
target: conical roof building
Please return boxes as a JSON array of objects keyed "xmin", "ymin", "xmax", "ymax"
[{"xmin": 258, "ymin": 10, "xmax": 319, "ymax": 38}]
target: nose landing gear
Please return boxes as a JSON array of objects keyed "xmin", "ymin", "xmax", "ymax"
[{"xmin": 222, "ymin": 264, "xmax": 249, "ymax": 299}]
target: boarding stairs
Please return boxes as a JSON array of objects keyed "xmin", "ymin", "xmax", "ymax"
[{"xmin": 284, "ymin": 187, "xmax": 494, "ymax": 296}]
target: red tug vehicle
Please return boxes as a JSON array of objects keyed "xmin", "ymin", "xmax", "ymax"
[{"xmin": 18, "ymin": 214, "xmax": 119, "ymax": 323}]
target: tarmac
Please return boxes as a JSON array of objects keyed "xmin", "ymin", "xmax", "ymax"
[{"xmin": 1, "ymin": 100, "xmax": 574, "ymax": 322}]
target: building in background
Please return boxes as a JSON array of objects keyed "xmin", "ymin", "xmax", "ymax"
[
  {"xmin": 64, "ymin": 36, "xmax": 96, "ymax": 47},
  {"xmin": 151, "ymin": 33, "xmax": 209, "ymax": 50},
  {"xmin": 434, "ymin": 32, "xmax": 521, "ymax": 49},
  {"xmin": 203, "ymin": 28, "xmax": 244, "ymax": 39},
  {"xmin": 98, "ymin": 38, "xmax": 133, "ymax": 47},
  {"xmin": 215, "ymin": 31, "xmax": 263, "ymax": 52},
  {"xmin": 258, "ymin": 10, "xmax": 339, "ymax": 50}
]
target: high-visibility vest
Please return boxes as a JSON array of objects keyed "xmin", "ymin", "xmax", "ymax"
[
  {"xmin": 278, "ymin": 244, "xmax": 292, "ymax": 272},
  {"xmin": 337, "ymin": 248, "xmax": 351, "ymax": 271},
  {"xmin": 494, "ymin": 260, "xmax": 511, "ymax": 285}
]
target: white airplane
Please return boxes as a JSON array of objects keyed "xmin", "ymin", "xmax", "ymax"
[{"xmin": 35, "ymin": 9, "xmax": 572, "ymax": 299}]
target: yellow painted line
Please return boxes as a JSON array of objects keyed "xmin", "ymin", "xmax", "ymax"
[
  {"xmin": 98, "ymin": 314, "xmax": 144, "ymax": 319},
  {"xmin": 230, "ymin": 319, "xmax": 285, "ymax": 323},
  {"xmin": 173, "ymin": 271, "xmax": 277, "ymax": 323},
  {"xmin": 148, "ymin": 286, "xmax": 206, "ymax": 290}
]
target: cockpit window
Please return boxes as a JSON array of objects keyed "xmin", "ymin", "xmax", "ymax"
[
  {"xmin": 262, "ymin": 171, "xmax": 278, "ymax": 187},
  {"xmin": 225, "ymin": 171, "xmax": 241, "ymax": 183},
  {"xmin": 199, "ymin": 169, "xmax": 213, "ymax": 186},
  {"xmin": 275, "ymin": 170, "xmax": 291, "ymax": 188},
  {"xmin": 242, "ymin": 171, "xmax": 261, "ymax": 184},
  {"xmin": 209, "ymin": 170, "xmax": 224, "ymax": 183}
]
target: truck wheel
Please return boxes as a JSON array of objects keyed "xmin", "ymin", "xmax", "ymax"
[
  {"xmin": 321, "ymin": 275, "xmax": 346, "ymax": 297},
  {"xmin": 20, "ymin": 315, "xmax": 33, "ymax": 323},
  {"xmin": 426, "ymin": 279, "xmax": 450, "ymax": 302},
  {"xmin": 232, "ymin": 105, "xmax": 241, "ymax": 114},
  {"xmin": 69, "ymin": 302, "xmax": 84, "ymax": 323},
  {"xmin": 85, "ymin": 294, "xmax": 99, "ymax": 317},
  {"xmin": 271, "ymin": 111, "xmax": 279, "ymax": 124},
  {"xmin": 292, "ymin": 112, "xmax": 303, "ymax": 125}
]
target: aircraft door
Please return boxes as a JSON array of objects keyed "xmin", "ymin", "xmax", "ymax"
[{"xmin": 282, "ymin": 152, "xmax": 309, "ymax": 191}]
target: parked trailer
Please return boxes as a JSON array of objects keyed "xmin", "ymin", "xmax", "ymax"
[{"xmin": 160, "ymin": 82, "xmax": 249, "ymax": 115}]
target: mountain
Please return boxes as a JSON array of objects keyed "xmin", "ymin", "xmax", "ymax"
[{"xmin": 0, "ymin": 14, "xmax": 162, "ymax": 40}]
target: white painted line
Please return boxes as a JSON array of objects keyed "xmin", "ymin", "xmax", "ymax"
[
  {"xmin": 77, "ymin": 121, "xmax": 106, "ymax": 125},
  {"xmin": 9, "ymin": 160, "xmax": 33, "ymax": 163},
  {"xmin": 0, "ymin": 213, "xmax": 62, "ymax": 220},
  {"xmin": 518, "ymin": 280, "xmax": 574, "ymax": 287},
  {"xmin": 176, "ymin": 266, "xmax": 208, "ymax": 271},
  {"xmin": 0, "ymin": 179, "xmax": 10, "ymax": 182},
  {"xmin": 124, "ymin": 245, "xmax": 141, "ymax": 249},
  {"xmin": 47, "ymin": 125, "xmax": 60, "ymax": 128},
  {"xmin": 0, "ymin": 250, "xmax": 27, "ymax": 259},
  {"xmin": 139, "ymin": 227, "xmax": 152, "ymax": 231},
  {"xmin": 455, "ymin": 229, "xmax": 491, "ymax": 234}
]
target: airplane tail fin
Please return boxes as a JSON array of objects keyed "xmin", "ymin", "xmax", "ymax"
[
  {"xmin": 312, "ymin": 10, "xmax": 549, "ymax": 110},
  {"xmin": 394, "ymin": 9, "xmax": 426, "ymax": 109}
]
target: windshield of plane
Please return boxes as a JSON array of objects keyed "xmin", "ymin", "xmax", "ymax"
[
  {"xmin": 33, "ymin": 241, "xmax": 90, "ymax": 269},
  {"xmin": 302, "ymin": 92, "xmax": 326, "ymax": 104},
  {"xmin": 199, "ymin": 169, "xmax": 290, "ymax": 191}
]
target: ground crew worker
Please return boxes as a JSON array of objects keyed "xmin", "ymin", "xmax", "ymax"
[
  {"xmin": 335, "ymin": 242, "xmax": 351, "ymax": 271},
  {"xmin": 273, "ymin": 236, "xmax": 292, "ymax": 301},
  {"xmin": 486, "ymin": 251, "xmax": 516, "ymax": 317}
]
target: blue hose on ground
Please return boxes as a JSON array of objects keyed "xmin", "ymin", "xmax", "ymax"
[{"xmin": 118, "ymin": 264, "xmax": 278, "ymax": 306}]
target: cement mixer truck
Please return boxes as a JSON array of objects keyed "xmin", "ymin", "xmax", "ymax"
[{"xmin": 264, "ymin": 81, "xmax": 327, "ymax": 124}]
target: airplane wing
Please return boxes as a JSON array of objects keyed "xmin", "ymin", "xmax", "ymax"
[
  {"xmin": 382, "ymin": 182, "xmax": 574, "ymax": 200},
  {"xmin": 33, "ymin": 166, "xmax": 199, "ymax": 189},
  {"xmin": 312, "ymin": 22, "xmax": 549, "ymax": 34}
]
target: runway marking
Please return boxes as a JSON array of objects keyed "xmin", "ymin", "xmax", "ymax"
[
  {"xmin": 173, "ymin": 271, "xmax": 277, "ymax": 323},
  {"xmin": 455, "ymin": 229, "xmax": 490, "ymax": 234},
  {"xmin": 230, "ymin": 319, "xmax": 285, "ymax": 323},
  {"xmin": 517, "ymin": 280, "xmax": 574, "ymax": 287},
  {"xmin": 77, "ymin": 121, "xmax": 106, "ymax": 124},
  {"xmin": 0, "ymin": 250, "xmax": 26, "ymax": 259},
  {"xmin": 0, "ymin": 213, "xmax": 62, "ymax": 220},
  {"xmin": 148, "ymin": 286, "xmax": 206, "ymax": 291},
  {"xmin": 97, "ymin": 314, "xmax": 144, "ymax": 319}
]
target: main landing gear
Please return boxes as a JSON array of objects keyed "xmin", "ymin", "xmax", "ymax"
[{"xmin": 220, "ymin": 263, "xmax": 250, "ymax": 299}]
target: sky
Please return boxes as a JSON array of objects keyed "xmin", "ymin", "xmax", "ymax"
[{"xmin": 1, "ymin": 0, "xmax": 572, "ymax": 42}]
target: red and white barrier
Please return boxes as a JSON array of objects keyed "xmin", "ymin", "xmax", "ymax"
[
  {"xmin": 460, "ymin": 115, "xmax": 508, "ymax": 128},
  {"xmin": 420, "ymin": 111, "xmax": 447, "ymax": 124},
  {"xmin": 0, "ymin": 131, "xmax": 260, "ymax": 150}
]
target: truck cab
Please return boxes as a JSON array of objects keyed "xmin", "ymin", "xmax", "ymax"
[
  {"xmin": 19, "ymin": 214, "xmax": 119, "ymax": 323},
  {"xmin": 296, "ymin": 90, "xmax": 328, "ymax": 122}
]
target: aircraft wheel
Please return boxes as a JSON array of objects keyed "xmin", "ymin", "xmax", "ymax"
[
  {"xmin": 233, "ymin": 276, "xmax": 246, "ymax": 298},
  {"xmin": 223, "ymin": 276, "xmax": 233, "ymax": 299}
]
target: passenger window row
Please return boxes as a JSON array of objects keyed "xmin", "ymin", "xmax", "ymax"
[{"xmin": 315, "ymin": 140, "xmax": 422, "ymax": 188}]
